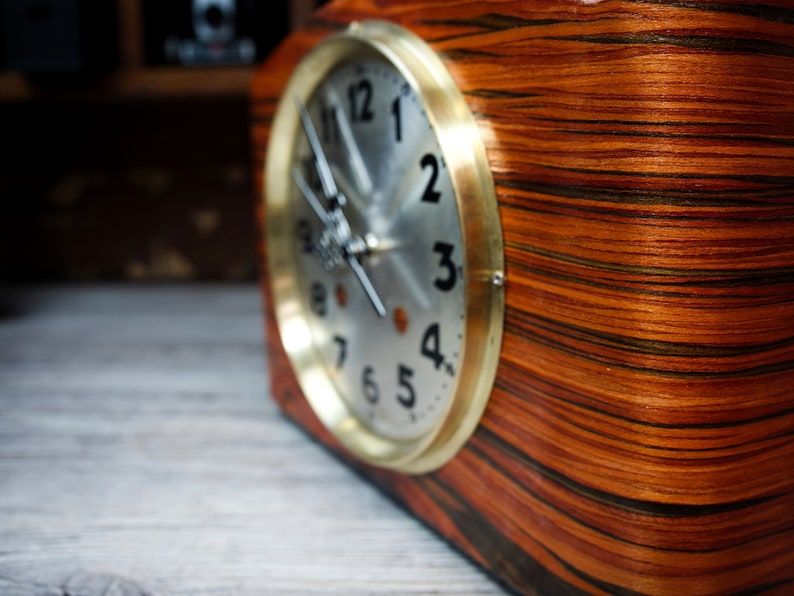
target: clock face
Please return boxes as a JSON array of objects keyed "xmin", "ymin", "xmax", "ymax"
[
  {"xmin": 266, "ymin": 21, "xmax": 504, "ymax": 472},
  {"xmin": 291, "ymin": 59, "xmax": 465, "ymax": 441}
]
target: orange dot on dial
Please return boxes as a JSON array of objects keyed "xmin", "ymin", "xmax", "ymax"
[
  {"xmin": 335, "ymin": 284, "xmax": 347, "ymax": 307},
  {"xmin": 393, "ymin": 307, "xmax": 409, "ymax": 335}
]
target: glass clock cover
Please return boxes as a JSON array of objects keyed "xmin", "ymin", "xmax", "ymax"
[{"xmin": 265, "ymin": 21, "xmax": 504, "ymax": 472}]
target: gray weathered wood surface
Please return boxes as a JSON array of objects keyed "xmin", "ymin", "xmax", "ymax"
[{"xmin": 0, "ymin": 285, "xmax": 504, "ymax": 595}]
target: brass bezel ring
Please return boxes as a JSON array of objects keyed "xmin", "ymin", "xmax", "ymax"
[{"xmin": 265, "ymin": 20, "xmax": 504, "ymax": 473}]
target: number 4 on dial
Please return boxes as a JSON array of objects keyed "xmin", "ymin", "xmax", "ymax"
[{"xmin": 421, "ymin": 323, "xmax": 445, "ymax": 370}]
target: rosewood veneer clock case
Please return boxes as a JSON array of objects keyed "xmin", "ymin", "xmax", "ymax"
[{"xmin": 251, "ymin": 1, "xmax": 794, "ymax": 594}]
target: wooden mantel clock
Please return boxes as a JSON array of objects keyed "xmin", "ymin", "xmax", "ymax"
[{"xmin": 252, "ymin": 1, "xmax": 794, "ymax": 593}]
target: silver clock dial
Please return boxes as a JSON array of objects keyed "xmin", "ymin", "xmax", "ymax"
[{"xmin": 290, "ymin": 59, "xmax": 465, "ymax": 441}]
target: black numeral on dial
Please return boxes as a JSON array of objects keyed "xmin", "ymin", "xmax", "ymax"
[
  {"xmin": 348, "ymin": 79, "xmax": 374, "ymax": 122},
  {"xmin": 391, "ymin": 96, "xmax": 402, "ymax": 142},
  {"xmin": 296, "ymin": 218, "xmax": 313, "ymax": 254},
  {"xmin": 333, "ymin": 335, "xmax": 347, "ymax": 369},
  {"xmin": 420, "ymin": 154, "xmax": 442, "ymax": 203},
  {"xmin": 420, "ymin": 323, "xmax": 444, "ymax": 369},
  {"xmin": 432, "ymin": 242, "xmax": 458, "ymax": 291},
  {"xmin": 309, "ymin": 282, "xmax": 327, "ymax": 317},
  {"xmin": 360, "ymin": 365, "xmax": 418, "ymax": 409},
  {"xmin": 302, "ymin": 156, "xmax": 321, "ymax": 192},
  {"xmin": 362, "ymin": 366, "xmax": 379, "ymax": 403},
  {"xmin": 397, "ymin": 365, "xmax": 416, "ymax": 408},
  {"xmin": 320, "ymin": 104, "xmax": 340, "ymax": 145}
]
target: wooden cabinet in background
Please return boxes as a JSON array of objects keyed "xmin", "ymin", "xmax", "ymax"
[{"xmin": 0, "ymin": 0, "xmax": 323, "ymax": 281}]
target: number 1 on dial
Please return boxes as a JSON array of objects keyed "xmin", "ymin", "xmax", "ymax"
[{"xmin": 391, "ymin": 96, "xmax": 402, "ymax": 142}]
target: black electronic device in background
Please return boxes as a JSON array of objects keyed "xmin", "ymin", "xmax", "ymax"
[
  {"xmin": 142, "ymin": 0, "xmax": 288, "ymax": 67},
  {"xmin": 0, "ymin": 0, "xmax": 117, "ymax": 73}
]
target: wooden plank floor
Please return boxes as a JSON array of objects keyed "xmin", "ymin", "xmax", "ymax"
[{"xmin": 0, "ymin": 285, "xmax": 504, "ymax": 595}]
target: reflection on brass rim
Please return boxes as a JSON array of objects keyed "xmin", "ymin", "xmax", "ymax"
[{"xmin": 264, "ymin": 20, "xmax": 504, "ymax": 473}]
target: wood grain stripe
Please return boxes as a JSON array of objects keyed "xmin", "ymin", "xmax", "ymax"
[{"xmin": 476, "ymin": 426, "xmax": 783, "ymax": 519}]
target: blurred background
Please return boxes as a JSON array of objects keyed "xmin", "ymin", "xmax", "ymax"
[{"xmin": 0, "ymin": 0, "xmax": 327, "ymax": 283}]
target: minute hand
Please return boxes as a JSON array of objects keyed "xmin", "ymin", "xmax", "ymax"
[{"xmin": 295, "ymin": 96, "xmax": 340, "ymax": 204}]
